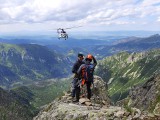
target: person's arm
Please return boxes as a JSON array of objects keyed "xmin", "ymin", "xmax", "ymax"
[
  {"xmin": 92, "ymin": 56, "xmax": 97, "ymax": 68},
  {"xmin": 72, "ymin": 62, "xmax": 77, "ymax": 73},
  {"xmin": 77, "ymin": 64, "xmax": 84, "ymax": 75}
]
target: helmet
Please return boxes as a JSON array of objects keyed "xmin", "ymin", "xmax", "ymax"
[{"xmin": 86, "ymin": 54, "xmax": 93, "ymax": 60}]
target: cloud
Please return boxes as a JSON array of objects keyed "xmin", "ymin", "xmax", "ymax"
[
  {"xmin": 141, "ymin": 0, "xmax": 160, "ymax": 7},
  {"xmin": 0, "ymin": 0, "xmax": 136, "ymax": 23},
  {"xmin": 99, "ymin": 20, "xmax": 135, "ymax": 25},
  {"xmin": 0, "ymin": 0, "xmax": 160, "ymax": 31},
  {"xmin": 157, "ymin": 17, "xmax": 160, "ymax": 22}
]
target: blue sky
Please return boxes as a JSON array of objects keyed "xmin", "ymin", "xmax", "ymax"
[{"xmin": 0, "ymin": 0, "xmax": 160, "ymax": 33}]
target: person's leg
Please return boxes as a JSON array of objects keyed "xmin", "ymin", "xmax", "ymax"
[
  {"xmin": 71, "ymin": 78, "xmax": 78, "ymax": 97},
  {"xmin": 86, "ymin": 81, "xmax": 92, "ymax": 99},
  {"xmin": 75, "ymin": 86, "xmax": 80, "ymax": 102}
]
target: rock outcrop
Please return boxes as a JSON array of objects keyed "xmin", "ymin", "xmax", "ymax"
[
  {"xmin": 33, "ymin": 76, "xmax": 160, "ymax": 120},
  {"xmin": 60, "ymin": 76, "xmax": 111, "ymax": 106},
  {"xmin": 34, "ymin": 101, "xmax": 152, "ymax": 120},
  {"xmin": 128, "ymin": 73, "xmax": 160, "ymax": 114}
]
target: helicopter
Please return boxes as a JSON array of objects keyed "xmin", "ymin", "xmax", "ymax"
[
  {"xmin": 57, "ymin": 28, "xmax": 68, "ymax": 40},
  {"xmin": 57, "ymin": 26, "xmax": 82, "ymax": 40}
]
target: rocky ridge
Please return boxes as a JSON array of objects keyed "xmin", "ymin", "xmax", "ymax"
[
  {"xmin": 96, "ymin": 49, "xmax": 160, "ymax": 102},
  {"xmin": 126, "ymin": 72, "xmax": 160, "ymax": 115},
  {"xmin": 33, "ymin": 76, "xmax": 160, "ymax": 120}
]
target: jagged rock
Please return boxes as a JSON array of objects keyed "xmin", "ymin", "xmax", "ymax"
[
  {"xmin": 116, "ymin": 73, "xmax": 160, "ymax": 119},
  {"xmin": 79, "ymin": 98, "xmax": 90, "ymax": 104},
  {"xmin": 132, "ymin": 108, "xmax": 141, "ymax": 119},
  {"xmin": 114, "ymin": 110, "xmax": 125, "ymax": 118},
  {"xmin": 67, "ymin": 96, "xmax": 72, "ymax": 100},
  {"xmin": 91, "ymin": 76, "xmax": 111, "ymax": 105},
  {"xmin": 128, "ymin": 73, "xmax": 160, "ymax": 111},
  {"xmin": 64, "ymin": 93, "xmax": 71, "ymax": 96},
  {"xmin": 33, "ymin": 75, "xmax": 160, "ymax": 120},
  {"xmin": 60, "ymin": 75, "xmax": 111, "ymax": 106},
  {"xmin": 85, "ymin": 101, "xmax": 92, "ymax": 106},
  {"xmin": 34, "ymin": 101, "xmax": 145, "ymax": 120},
  {"xmin": 62, "ymin": 96, "xmax": 67, "ymax": 99},
  {"xmin": 153, "ymin": 103, "xmax": 160, "ymax": 116}
]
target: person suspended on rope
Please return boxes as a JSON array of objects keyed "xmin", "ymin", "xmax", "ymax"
[
  {"xmin": 71, "ymin": 53, "xmax": 85, "ymax": 102},
  {"xmin": 77, "ymin": 54, "xmax": 97, "ymax": 100}
]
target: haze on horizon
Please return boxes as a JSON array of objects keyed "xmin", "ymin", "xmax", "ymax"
[{"xmin": 0, "ymin": 0, "xmax": 160, "ymax": 34}]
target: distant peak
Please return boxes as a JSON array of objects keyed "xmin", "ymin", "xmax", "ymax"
[{"xmin": 150, "ymin": 34, "xmax": 160, "ymax": 37}]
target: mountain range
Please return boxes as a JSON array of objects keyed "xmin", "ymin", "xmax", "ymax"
[
  {"xmin": 92, "ymin": 34, "xmax": 160, "ymax": 58},
  {"xmin": 1, "ymin": 33, "xmax": 160, "ymax": 59},
  {"xmin": 0, "ymin": 43, "xmax": 71, "ymax": 88},
  {"xmin": 96, "ymin": 49, "xmax": 160, "ymax": 102},
  {"xmin": 0, "ymin": 33, "xmax": 160, "ymax": 119},
  {"xmin": 0, "ymin": 86, "xmax": 37, "ymax": 120}
]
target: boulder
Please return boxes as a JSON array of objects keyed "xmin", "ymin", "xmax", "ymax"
[
  {"xmin": 60, "ymin": 75, "xmax": 111, "ymax": 106},
  {"xmin": 85, "ymin": 101, "xmax": 92, "ymax": 106},
  {"xmin": 114, "ymin": 110, "xmax": 125, "ymax": 118},
  {"xmin": 128, "ymin": 73, "xmax": 160, "ymax": 111},
  {"xmin": 154, "ymin": 103, "xmax": 160, "ymax": 116},
  {"xmin": 79, "ymin": 98, "xmax": 90, "ymax": 104}
]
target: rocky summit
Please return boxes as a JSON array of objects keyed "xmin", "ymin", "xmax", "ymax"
[
  {"xmin": 128, "ymin": 73, "xmax": 160, "ymax": 115},
  {"xmin": 33, "ymin": 102, "xmax": 147, "ymax": 120},
  {"xmin": 33, "ymin": 76, "xmax": 160, "ymax": 120},
  {"xmin": 59, "ymin": 76, "xmax": 111, "ymax": 106}
]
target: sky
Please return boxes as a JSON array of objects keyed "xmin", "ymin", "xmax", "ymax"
[{"xmin": 0, "ymin": 0, "xmax": 160, "ymax": 33}]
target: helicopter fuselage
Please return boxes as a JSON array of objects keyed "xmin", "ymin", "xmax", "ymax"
[{"xmin": 58, "ymin": 33, "xmax": 68, "ymax": 40}]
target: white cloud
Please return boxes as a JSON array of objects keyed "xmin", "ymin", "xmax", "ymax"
[
  {"xmin": 0, "ymin": 0, "xmax": 135, "ymax": 23},
  {"xmin": 157, "ymin": 17, "xmax": 160, "ymax": 22},
  {"xmin": 141, "ymin": 0, "xmax": 160, "ymax": 7},
  {"xmin": 99, "ymin": 20, "xmax": 135, "ymax": 25},
  {"xmin": 0, "ymin": 0, "xmax": 160, "ymax": 31}
]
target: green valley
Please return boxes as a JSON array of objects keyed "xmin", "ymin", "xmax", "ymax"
[
  {"xmin": 28, "ymin": 78, "xmax": 71, "ymax": 108},
  {"xmin": 0, "ymin": 43, "xmax": 71, "ymax": 88},
  {"xmin": 96, "ymin": 49, "xmax": 160, "ymax": 102},
  {"xmin": 0, "ymin": 77, "xmax": 72, "ymax": 120},
  {"xmin": 0, "ymin": 87, "xmax": 37, "ymax": 120}
]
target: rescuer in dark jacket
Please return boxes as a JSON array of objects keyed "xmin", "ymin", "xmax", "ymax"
[{"xmin": 71, "ymin": 53, "xmax": 85, "ymax": 102}]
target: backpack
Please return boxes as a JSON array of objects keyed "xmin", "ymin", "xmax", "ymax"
[{"xmin": 81, "ymin": 64, "xmax": 94, "ymax": 84}]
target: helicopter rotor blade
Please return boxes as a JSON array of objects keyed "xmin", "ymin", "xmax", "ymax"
[
  {"xmin": 49, "ymin": 26, "xmax": 82, "ymax": 31},
  {"xmin": 64, "ymin": 26, "xmax": 82, "ymax": 30}
]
